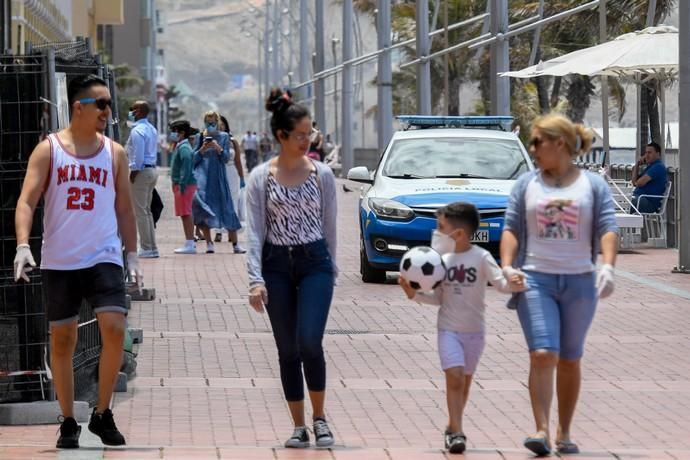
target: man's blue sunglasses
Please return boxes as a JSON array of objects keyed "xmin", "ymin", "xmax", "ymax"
[{"xmin": 78, "ymin": 97, "xmax": 112, "ymax": 110}]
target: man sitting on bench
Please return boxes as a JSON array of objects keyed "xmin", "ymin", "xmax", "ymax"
[{"xmin": 632, "ymin": 142, "xmax": 667, "ymax": 213}]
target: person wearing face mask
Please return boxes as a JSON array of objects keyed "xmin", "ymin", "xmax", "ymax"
[
  {"xmin": 125, "ymin": 100, "xmax": 159, "ymax": 258},
  {"xmin": 211, "ymin": 115, "xmax": 246, "ymax": 249},
  {"xmin": 191, "ymin": 111, "xmax": 242, "ymax": 254},
  {"xmin": 169, "ymin": 120, "xmax": 197, "ymax": 254},
  {"xmin": 399, "ymin": 202, "xmax": 524, "ymax": 455},
  {"xmin": 501, "ymin": 114, "xmax": 618, "ymax": 456}
]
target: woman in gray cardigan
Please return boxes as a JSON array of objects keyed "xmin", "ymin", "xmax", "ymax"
[
  {"xmin": 500, "ymin": 114, "xmax": 618, "ymax": 456},
  {"xmin": 245, "ymin": 89, "xmax": 337, "ymax": 449}
]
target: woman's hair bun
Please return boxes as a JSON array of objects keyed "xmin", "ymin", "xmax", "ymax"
[{"xmin": 265, "ymin": 88, "xmax": 293, "ymax": 114}]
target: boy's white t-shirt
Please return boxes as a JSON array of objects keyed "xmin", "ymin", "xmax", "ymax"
[{"xmin": 413, "ymin": 245, "xmax": 510, "ymax": 334}]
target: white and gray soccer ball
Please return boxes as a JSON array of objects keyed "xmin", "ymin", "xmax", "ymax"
[{"xmin": 399, "ymin": 246, "xmax": 446, "ymax": 292}]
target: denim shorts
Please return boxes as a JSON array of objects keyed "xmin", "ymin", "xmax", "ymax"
[
  {"xmin": 437, "ymin": 330, "xmax": 485, "ymax": 373},
  {"xmin": 516, "ymin": 270, "xmax": 597, "ymax": 360}
]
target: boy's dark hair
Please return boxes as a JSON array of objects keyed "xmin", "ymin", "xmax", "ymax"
[
  {"xmin": 67, "ymin": 74, "xmax": 107, "ymax": 105},
  {"xmin": 646, "ymin": 141, "xmax": 661, "ymax": 153},
  {"xmin": 436, "ymin": 202, "xmax": 480, "ymax": 234},
  {"xmin": 170, "ymin": 120, "xmax": 191, "ymax": 138},
  {"xmin": 265, "ymin": 87, "xmax": 310, "ymax": 139}
]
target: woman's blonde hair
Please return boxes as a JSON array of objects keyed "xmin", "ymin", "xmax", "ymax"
[
  {"xmin": 202, "ymin": 111, "xmax": 220, "ymax": 136},
  {"xmin": 532, "ymin": 113, "xmax": 593, "ymax": 157}
]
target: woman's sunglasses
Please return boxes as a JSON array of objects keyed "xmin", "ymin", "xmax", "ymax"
[{"xmin": 78, "ymin": 97, "xmax": 113, "ymax": 110}]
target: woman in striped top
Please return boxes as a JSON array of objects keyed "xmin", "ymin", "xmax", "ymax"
[{"xmin": 245, "ymin": 88, "xmax": 338, "ymax": 449}]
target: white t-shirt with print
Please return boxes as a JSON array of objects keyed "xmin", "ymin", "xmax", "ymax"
[
  {"xmin": 414, "ymin": 245, "xmax": 510, "ymax": 334},
  {"xmin": 523, "ymin": 171, "xmax": 595, "ymax": 274}
]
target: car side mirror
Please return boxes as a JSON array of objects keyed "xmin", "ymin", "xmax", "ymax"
[{"xmin": 347, "ymin": 166, "xmax": 373, "ymax": 184}]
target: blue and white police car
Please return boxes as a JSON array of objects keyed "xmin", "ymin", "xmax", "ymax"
[{"xmin": 347, "ymin": 116, "xmax": 534, "ymax": 283}]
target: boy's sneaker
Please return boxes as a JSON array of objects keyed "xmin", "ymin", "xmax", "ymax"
[
  {"xmin": 284, "ymin": 426, "xmax": 310, "ymax": 448},
  {"xmin": 444, "ymin": 430, "xmax": 466, "ymax": 454},
  {"xmin": 56, "ymin": 416, "xmax": 81, "ymax": 449},
  {"xmin": 206, "ymin": 242, "xmax": 215, "ymax": 254},
  {"xmin": 88, "ymin": 408, "xmax": 126, "ymax": 446},
  {"xmin": 313, "ymin": 417, "xmax": 334, "ymax": 447},
  {"xmin": 233, "ymin": 244, "xmax": 247, "ymax": 254}
]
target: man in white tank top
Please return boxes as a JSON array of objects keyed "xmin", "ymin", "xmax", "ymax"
[{"xmin": 13, "ymin": 74, "xmax": 141, "ymax": 449}]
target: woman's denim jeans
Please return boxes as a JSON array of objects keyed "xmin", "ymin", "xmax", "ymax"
[
  {"xmin": 517, "ymin": 270, "xmax": 598, "ymax": 360},
  {"xmin": 262, "ymin": 239, "xmax": 335, "ymax": 401}
]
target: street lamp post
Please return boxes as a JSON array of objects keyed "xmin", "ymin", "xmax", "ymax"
[
  {"xmin": 299, "ymin": 0, "xmax": 310, "ymax": 102},
  {"xmin": 342, "ymin": 0, "xmax": 354, "ymax": 174},
  {"xmin": 331, "ymin": 37, "xmax": 340, "ymax": 144}
]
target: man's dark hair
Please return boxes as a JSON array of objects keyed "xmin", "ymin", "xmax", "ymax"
[
  {"xmin": 131, "ymin": 100, "xmax": 150, "ymax": 117},
  {"xmin": 67, "ymin": 74, "xmax": 107, "ymax": 105},
  {"xmin": 646, "ymin": 142, "xmax": 661, "ymax": 154},
  {"xmin": 436, "ymin": 202, "xmax": 480, "ymax": 234},
  {"xmin": 170, "ymin": 120, "xmax": 191, "ymax": 138}
]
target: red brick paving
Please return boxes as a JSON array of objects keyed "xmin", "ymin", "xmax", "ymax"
[{"xmin": 1, "ymin": 173, "xmax": 689, "ymax": 459}]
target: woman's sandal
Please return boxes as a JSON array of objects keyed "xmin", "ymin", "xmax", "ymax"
[
  {"xmin": 556, "ymin": 440, "xmax": 580, "ymax": 454},
  {"xmin": 524, "ymin": 436, "xmax": 552, "ymax": 457}
]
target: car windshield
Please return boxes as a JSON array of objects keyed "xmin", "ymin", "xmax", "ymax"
[{"xmin": 381, "ymin": 137, "xmax": 529, "ymax": 180}]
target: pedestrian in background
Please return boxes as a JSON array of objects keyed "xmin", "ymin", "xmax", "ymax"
[
  {"xmin": 259, "ymin": 131, "xmax": 274, "ymax": 162},
  {"xmin": 500, "ymin": 113, "xmax": 618, "ymax": 456},
  {"xmin": 126, "ymin": 100, "xmax": 159, "ymax": 258},
  {"xmin": 192, "ymin": 111, "xmax": 242, "ymax": 254},
  {"xmin": 211, "ymin": 115, "xmax": 246, "ymax": 251},
  {"xmin": 242, "ymin": 129, "xmax": 259, "ymax": 171},
  {"xmin": 169, "ymin": 120, "xmax": 197, "ymax": 254},
  {"xmin": 246, "ymin": 88, "xmax": 337, "ymax": 449}
]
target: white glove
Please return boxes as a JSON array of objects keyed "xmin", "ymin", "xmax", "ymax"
[
  {"xmin": 127, "ymin": 252, "xmax": 143, "ymax": 293},
  {"xmin": 502, "ymin": 266, "xmax": 528, "ymax": 290},
  {"xmin": 14, "ymin": 244, "xmax": 36, "ymax": 282},
  {"xmin": 596, "ymin": 263, "xmax": 615, "ymax": 299}
]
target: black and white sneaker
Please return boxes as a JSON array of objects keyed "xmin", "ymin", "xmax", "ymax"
[
  {"xmin": 313, "ymin": 417, "xmax": 334, "ymax": 447},
  {"xmin": 284, "ymin": 426, "xmax": 310, "ymax": 448},
  {"xmin": 444, "ymin": 430, "xmax": 467, "ymax": 454},
  {"xmin": 88, "ymin": 408, "xmax": 126, "ymax": 446},
  {"xmin": 56, "ymin": 416, "xmax": 81, "ymax": 449}
]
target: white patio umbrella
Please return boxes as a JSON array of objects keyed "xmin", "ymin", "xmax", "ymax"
[
  {"xmin": 501, "ymin": 25, "xmax": 678, "ymax": 164},
  {"xmin": 502, "ymin": 25, "xmax": 678, "ymax": 79}
]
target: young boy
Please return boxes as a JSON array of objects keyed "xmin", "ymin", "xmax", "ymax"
[{"xmin": 399, "ymin": 202, "xmax": 524, "ymax": 454}]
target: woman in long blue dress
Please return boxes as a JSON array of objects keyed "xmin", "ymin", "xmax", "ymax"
[{"xmin": 192, "ymin": 111, "xmax": 242, "ymax": 254}]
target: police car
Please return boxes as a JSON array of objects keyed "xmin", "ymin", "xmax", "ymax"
[{"xmin": 347, "ymin": 116, "xmax": 534, "ymax": 283}]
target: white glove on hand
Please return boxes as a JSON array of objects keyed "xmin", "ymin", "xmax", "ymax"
[
  {"xmin": 596, "ymin": 263, "xmax": 615, "ymax": 299},
  {"xmin": 502, "ymin": 266, "xmax": 528, "ymax": 291},
  {"xmin": 127, "ymin": 252, "xmax": 143, "ymax": 293},
  {"xmin": 14, "ymin": 244, "xmax": 36, "ymax": 282}
]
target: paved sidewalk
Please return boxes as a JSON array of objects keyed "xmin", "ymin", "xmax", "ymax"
[{"xmin": 1, "ymin": 173, "xmax": 689, "ymax": 459}]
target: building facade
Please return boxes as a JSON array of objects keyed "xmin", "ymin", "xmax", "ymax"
[{"xmin": 1, "ymin": 0, "xmax": 123, "ymax": 54}]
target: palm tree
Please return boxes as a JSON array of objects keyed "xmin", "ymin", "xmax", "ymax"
[{"xmin": 353, "ymin": 0, "xmax": 676, "ymax": 135}]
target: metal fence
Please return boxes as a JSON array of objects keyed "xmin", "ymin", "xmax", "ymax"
[
  {"xmin": 0, "ymin": 54, "xmax": 50, "ymax": 402},
  {"xmin": 0, "ymin": 42, "xmax": 113, "ymax": 406},
  {"xmin": 580, "ymin": 162, "xmax": 679, "ymax": 248}
]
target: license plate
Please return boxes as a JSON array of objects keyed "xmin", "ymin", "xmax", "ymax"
[{"xmin": 471, "ymin": 230, "xmax": 489, "ymax": 242}]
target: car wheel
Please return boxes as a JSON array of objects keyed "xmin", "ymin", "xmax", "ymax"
[{"xmin": 360, "ymin": 244, "xmax": 387, "ymax": 284}]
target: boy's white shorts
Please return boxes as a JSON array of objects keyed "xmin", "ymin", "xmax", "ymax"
[{"xmin": 437, "ymin": 330, "xmax": 486, "ymax": 374}]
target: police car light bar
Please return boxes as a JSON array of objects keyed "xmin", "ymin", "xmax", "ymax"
[{"xmin": 396, "ymin": 115, "xmax": 514, "ymax": 130}]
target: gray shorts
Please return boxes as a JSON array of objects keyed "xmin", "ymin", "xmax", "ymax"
[{"xmin": 437, "ymin": 330, "xmax": 486, "ymax": 374}]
